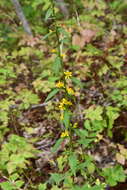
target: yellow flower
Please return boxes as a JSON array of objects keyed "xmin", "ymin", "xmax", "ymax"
[
  {"xmin": 73, "ymin": 122, "xmax": 78, "ymax": 128},
  {"xmin": 95, "ymin": 179, "xmax": 100, "ymax": 185},
  {"xmin": 59, "ymin": 102, "xmax": 65, "ymax": 110},
  {"xmin": 56, "ymin": 81, "xmax": 64, "ymax": 88},
  {"xmin": 61, "ymin": 130, "xmax": 69, "ymax": 138},
  {"xmin": 61, "ymin": 53, "xmax": 66, "ymax": 58},
  {"xmin": 51, "ymin": 49, "xmax": 57, "ymax": 53},
  {"xmin": 64, "ymin": 71, "xmax": 72, "ymax": 79},
  {"xmin": 94, "ymin": 134, "xmax": 103, "ymax": 142},
  {"xmin": 58, "ymin": 98, "xmax": 72, "ymax": 110},
  {"xmin": 62, "ymin": 98, "xmax": 72, "ymax": 106},
  {"xmin": 60, "ymin": 112, "xmax": 64, "ymax": 120},
  {"xmin": 66, "ymin": 87, "xmax": 75, "ymax": 95}
]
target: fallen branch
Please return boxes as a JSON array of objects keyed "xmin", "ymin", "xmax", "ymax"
[
  {"xmin": 10, "ymin": 102, "xmax": 49, "ymax": 110},
  {"xmin": 11, "ymin": 0, "xmax": 33, "ymax": 35}
]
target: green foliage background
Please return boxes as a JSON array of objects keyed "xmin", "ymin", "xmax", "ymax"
[{"xmin": 0, "ymin": 0, "xmax": 127, "ymax": 189}]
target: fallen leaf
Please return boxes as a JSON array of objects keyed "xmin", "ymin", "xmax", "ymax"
[
  {"xmin": 116, "ymin": 153, "xmax": 125, "ymax": 165},
  {"xmin": 80, "ymin": 29, "xmax": 96, "ymax": 43},
  {"xmin": 72, "ymin": 34, "xmax": 85, "ymax": 48},
  {"xmin": 118, "ymin": 144, "xmax": 127, "ymax": 158},
  {"xmin": 72, "ymin": 29, "xmax": 96, "ymax": 48}
]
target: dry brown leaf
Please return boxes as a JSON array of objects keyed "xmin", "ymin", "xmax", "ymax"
[
  {"xmin": 15, "ymin": 83, "xmax": 27, "ymax": 92},
  {"xmin": 26, "ymin": 36, "xmax": 40, "ymax": 47},
  {"xmin": 72, "ymin": 29, "xmax": 96, "ymax": 48},
  {"xmin": 72, "ymin": 34, "xmax": 85, "ymax": 48},
  {"xmin": 116, "ymin": 153, "xmax": 125, "ymax": 165},
  {"xmin": 118, "ymin": 144, "xmax": 127, "ymax": 158},
  {"xmin": 19, "ymin": 34, "xmax": 40, "ymax": 47},
  {"xmin": 80, "ymin": 29, "xmax": 96, "ymax": 43}
]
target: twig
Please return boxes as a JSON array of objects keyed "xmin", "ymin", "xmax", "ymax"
[
  {"xmin": 11, "ymin": 0, "xmax": 33, "ymax": 35},
  {"xmin": 9, "ymin": 102, "xmax": 49, "ymax": 110}
]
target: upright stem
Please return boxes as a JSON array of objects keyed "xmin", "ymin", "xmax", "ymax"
[
  {"xmin": 51, "ymin": 0, "xmax": 63, "ymax": 69},
  {"xmin": 50, "ymin": 0, "xmax": 74, "ymax": 152}
]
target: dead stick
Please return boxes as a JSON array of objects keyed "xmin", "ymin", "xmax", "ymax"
[{"xmin": 11, "ymin": 0, "xmax": 33, "ymax": 35}]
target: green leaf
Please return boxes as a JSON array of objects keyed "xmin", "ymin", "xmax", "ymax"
[
  {"xmin": 85, "ymin": 44, "xmax": 103, "ymax": 56},
  {"xmin": 84, "ymin": 106, "xmax": 103, "ymax": 121},
  {"xmin": 87, "ymin": 162, "xmax": 95, "ymax": 174},
  {"xmin": 0, "ymin": 181, "xmax": 14, "ymax": 190},
  {"xmin": 63, "ymin": 109, "xmax": 71, "ymax": 129},
  {"xmin": 84, "ymin": 120, "xmax": 91, "ymax": 130},
  {"xmin": 106, "ymin": 106, "xmax": 119, "ymax": 129},
  {"xmin": 38, "ymin": 183, "xmax": 47, "ymax": 190},
  {"xmin": 102, "ymin": 165, "xmax": 126, "ymax": 187},
  {"xmin": 17, "ymin": 90, "xmax": 40, "ymax": 109},
  {"xmin": 45, "ymin": 88, "xmax": 59, "ymax": 102},
  {"xmin": 52, "ymin": 57, "xmax": 62, "ymax": 75},
  {"xmin": 7, "ymin": 162, "xmax": 16, "ymax": 174},
  {"xmin": 71, "ymin": 77, "xmax": 83, "ymax": 88},
  {"xmin": 42, "ymin": 31, "xmax": 53, "ymax": 40},
  {"xmin": 51, "ymin": 138, "xmax": 63, "ymax": 153},
  {"xmin": 50, "ymin": 173, "xmax": 64, "ymax": 185},
  {"xmin": 9, "ymin": 173, "xmax": 19, "ymax": 181},
  {"xmin": 45, "ymin": 8, "xmax": 53, "ymax": 21},
  {"xmin": 69, "ymin": 153, "xmax": 78, "ymax": 176},
  {"xmin": 57, "ymin": 155, "xmax": 66, "ymax": 172},
  {"xmin": 78, "ymin": 138, "xmax": 94, "ymax": 148},
  {"xmin": 106, "ymin": 106, "xmax": 119, "ymax": 137},
  {"xmin": 15, "ymin": 180, "xmax": 24, "ymax": 188}
]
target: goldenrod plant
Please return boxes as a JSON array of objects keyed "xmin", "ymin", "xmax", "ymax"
[{"xmin": 0, "ymin": 0, "xmax": 127, "ymax": 189}]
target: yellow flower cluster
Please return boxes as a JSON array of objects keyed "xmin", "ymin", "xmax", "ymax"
[
  {"xmin": 60, "ymin": 112, "xmax": 64, "ymax": 120},
  {"xmin": 66, "ymin": 87, "xmax": 75, "ymax": 95},
  {"xmin": 95, "ymin": 179, "xmax": 100, "ymax": 185},
  {"xmin": 61, "ymin": 53, "xmax": 66, "ymax": 58},
  {"xmin": 56, "ymin": 81, "xmax": 64, "ymax": 88},
  {"xmin": 59, "ymin": 98, "xmax": 72, "ymax": 110},
  {"xmin": 61, "ymin": 130, "xmax": 69, "ymax": 138},
  {"xmin": 95, "ymin": 179, "xmax": 106, "ymax": 188},
  {"xmin": 64, "ymin": 71, "xmax": 72, "ymax": 79},
  {"xmin": 94, "ymin": 134, "xmax": 103, "ymax": 142},
  {"xmin": 51, "ymin": 49, "xmax": 57, "ymax": 53},
  {"xmin": 73, "ymin": 122, "xmax": 78, "ymax": 128}
]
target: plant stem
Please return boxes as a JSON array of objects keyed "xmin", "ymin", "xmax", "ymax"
[
  {"xmin": 51, "ymin": 0, "xmax": 63, "ymax": 69},
  {"xmin": 50, "ymin": 0, "xmax": 74, "ymax": 152}
]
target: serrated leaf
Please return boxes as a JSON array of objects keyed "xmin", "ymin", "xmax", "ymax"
[
  {"xmin": 7, "ymin": 162, "xmax": 16, "ymax": 174},
  {"xmin": 15, "ymin": 180, "xmax": 24, "ymax": 188},
  {"xmin": 38, "ymin": 183, "xmax": 47, "ymax": 190},
  {"xmin": 0, "ymin": 181, "xmax": 14, "ymax": 190},
  {"xmin": 9, "ymin": 173, "xmax": 19, "ymax": 181},
  {"xmin": 50, "ymin": 173, "xmax": 64, "ymax": 185},
  {"xmin": 87, "ymin": 162, "xmax": 95, "ymax": 174},
  {"xmin": 57, "ymin": 155, "xmax": 66, "ymax": 172},
  {"xmin": 69, "ymin": 153, "xmax": 78, "ymax": 176},
  {"xmin": 84, "ymin": 106, "xmax": 103, "ymax": 121}
]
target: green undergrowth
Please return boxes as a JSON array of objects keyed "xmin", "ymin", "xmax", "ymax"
[{"xmin": 0, "ymin": 0, "xmax": 127, "ymax": 189}]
